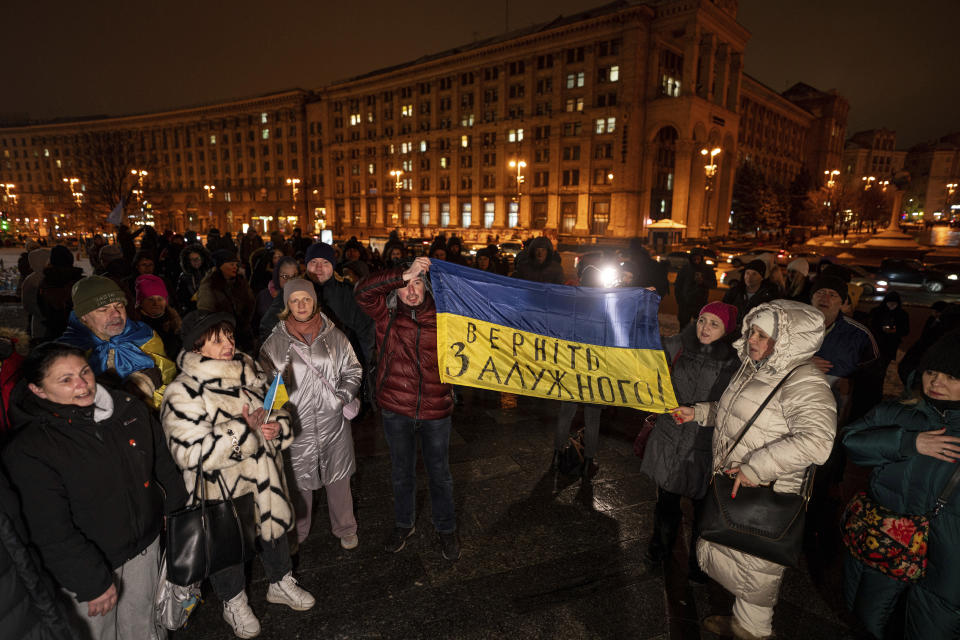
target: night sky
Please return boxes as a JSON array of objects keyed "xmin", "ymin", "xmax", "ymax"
[{"xmin": 2, "ymin": 0, "xmax": 956, "ymax": 148}]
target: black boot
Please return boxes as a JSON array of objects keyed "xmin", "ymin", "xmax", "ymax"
[{"xmin": 580, "ymin": 456, "xmax": 597, "ymax": 480}]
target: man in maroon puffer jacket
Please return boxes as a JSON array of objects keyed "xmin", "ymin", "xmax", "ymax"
[{"xmin": 355, "ymin": 257, "xmax": 459, "ymax": 561}]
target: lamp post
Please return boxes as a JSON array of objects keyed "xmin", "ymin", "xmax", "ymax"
[
  {"xmin": 203, "ymin": 184, "xmax": 216, "ymax": 229},
  {"xmin": 701, "ymin": 147, "xmax": 721, "ymax": 233},
  {"xmin": 823, "ymin": 169, "xmax": 840, "ymax": 234},
  {"xmin": 946, "ymin": 182, "xmax": 958, "ymax": 222},
  {"xmin": 130, "ymin": 169, "xmax": 148, "ymax": 225},
  {"xmin": 508, "ymin": 159, "xmax": 526, "ymax": 229},
  {"xmin": 285, "ymin": 178, "xmax": 300, "ymax": 234},
  {"xmin": 389, "ymin": 169, "xmax": 404, "ymax": 227}
]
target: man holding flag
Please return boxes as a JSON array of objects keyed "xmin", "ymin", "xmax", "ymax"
[{"xmin": 355, "ymin": 257, "xmax": 460, "ymax": 561}]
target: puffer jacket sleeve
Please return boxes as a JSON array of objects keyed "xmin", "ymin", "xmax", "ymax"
[
  {"xmin": 160, "ymin": 378, "xmax": 262, "ymax": 471},
  {"xmin": 332, "ymin": 329, "xmax": 362, "ymax": 404},
  {"xmin": 694, "ymin": 400, "xmax": 720, "ymax": 427},
  {"xmin": 740, "ymin": 364, "xmax": 837, "ymax": 485},
  {"xmin": 355, "ymin": 269, "xmax": 405, "ymax": 324},
  {"xmin": 842, "ymin": 403, "xmax": 917, "ymax": 466}
]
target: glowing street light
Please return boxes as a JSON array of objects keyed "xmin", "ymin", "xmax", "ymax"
[
  {"xmin": 701, "ymin": 147, "xmax": 721, "ymax": 231},
  {"xmin": 389, "ymin": 169, "xmax": 404, "ymax": 223},
  {"xmin": 824, "ymin": 169, "xmax": 840, "ymax": 189},
  {"xmin": 508, "ymin": 159, "xmax": 527, "ymax": 194}
]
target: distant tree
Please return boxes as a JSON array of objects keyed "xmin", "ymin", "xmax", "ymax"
[
  {"xmin": 76, "ymin": 130, "xmax": 145, "ymax": 226},
  {"xmin": 730, "ymin": 162, "xmax": 766, "ymax": 233},
  {"xmin": 859, "ymin": 186, "xmax": 892, "ymax": 232},
  {"xmin": 788, "ymin": 168, "xmax": 819, "ymax": 227}
]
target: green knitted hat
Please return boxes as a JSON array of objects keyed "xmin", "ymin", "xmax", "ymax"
[{"xmin": 72, "ymin": 275, "xmax": 127, "ymax": 318}]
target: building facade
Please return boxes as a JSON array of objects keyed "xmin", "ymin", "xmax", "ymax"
[
  {"xmin": 903, "ymin": 133, "xmax": 960, "ymax": 220},
  {"xmin": 0, "ymin": 0, "xmax": 847, "ymax": 243}
]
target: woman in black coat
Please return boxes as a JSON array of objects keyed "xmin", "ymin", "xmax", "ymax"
[
  {"xmin": 640, "ymin": 301, "xmax": 740, "ymax": 579},
  {"xmin": 2, "ymin": 342, "xmax": 187, "ymax": 640}
]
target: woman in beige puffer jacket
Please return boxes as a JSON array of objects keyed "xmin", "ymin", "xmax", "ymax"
[{"xmin": 690, "ymin": 300, "xmax": 837, "ymax": 639}]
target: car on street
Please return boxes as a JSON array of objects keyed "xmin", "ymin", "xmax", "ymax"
[
  {"xmin": 727, "ymin": 247, "xmax": 788, "ymax": 267},
  {"xmin": 929, "ymin": 262, "xmax": 960, "ymax": 284},
  {"xmin": 876, "ymin": 258, "xmax": 948, "ymax": 293},
  {"xmin": 657, "ymin": 248, "xmax": 718, "ymax": 271}
]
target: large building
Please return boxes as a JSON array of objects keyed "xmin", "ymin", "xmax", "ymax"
[
  {"xmin": 0, "ymin": 0, "xmax": 847, "ymax": 243},
  {"xmin": 902, "ymin": 133, "xmax": 960, "ymax": 221}
]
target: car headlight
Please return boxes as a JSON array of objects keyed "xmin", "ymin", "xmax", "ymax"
[
  {"xmin": 876, "ymin": 280, "xmax": 888, "ymax": 286},
  {"xmin": 704, "ymin": 259, "xmax": 715, "ymax": 265},
  {"xmin": 949, "ymin": 274, "xmax": 958, "ymax": 281}
]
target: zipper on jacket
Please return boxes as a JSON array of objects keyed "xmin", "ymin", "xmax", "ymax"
[{"xmin": 414, "ymin": 311, "xmax": 423, "ymax": 421}]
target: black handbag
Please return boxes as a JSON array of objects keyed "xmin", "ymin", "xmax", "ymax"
[
  {"xmin": 557, "ymin": 429, "xmax": 585, "ymax": 476},
  {"xmin": 697, "ymin": 365, "xmax": 814, "ymax": 568},
  {"xmin": 165, "ymin": 455, "xmax": 257, "ymax": 586}
]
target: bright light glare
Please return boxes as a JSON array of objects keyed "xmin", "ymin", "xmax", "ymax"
[{"xmin": 600, "ymin": 267, "xmax": 619, "ymax": 288}]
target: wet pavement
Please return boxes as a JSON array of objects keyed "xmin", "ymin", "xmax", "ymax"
[{"xmin": 169, "ymin": 328, "xmax": 870, "ymax": 640}]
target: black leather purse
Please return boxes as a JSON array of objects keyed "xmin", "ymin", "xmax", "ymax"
[
  {"xmin": 697, "ymin": 365, "xmax": 814, "ymax": 568},
  {"xmin": 165, "ymin": 454, "xmax": 257, "ymax": 586}
]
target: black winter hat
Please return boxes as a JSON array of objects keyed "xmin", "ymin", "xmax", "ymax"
[
  {"xmin": 305, "ymin": 241, "xmax": 336, "ymax": 268},
  {"xmin": 810, "ymin": 274, "xmax": 849, "ymax": 303},
  {"xmin": 50, "ymin": 245, "xmax": 74, "ymax": 268},
  {"xmin": 212, "ymin": 248, "xmax": 239, "ymax": 267},
  {"xmin": 181, "ymin": 310, "xmax": 236, "ymax": 351},
  {"xmin": 919, "ymin": 332, "xmax": 960, "ymax": 380},
  {"xmin": 744, "ymin": 259, "xmax": 766, "ymax": 278}
]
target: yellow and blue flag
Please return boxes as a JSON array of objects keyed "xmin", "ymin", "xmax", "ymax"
[
  {"xmin": 429, "ymin": 260, "xmax": 677, "ymax": 412},
  {"xmin": 262, "ymin": 371, "xmax": 289, "ymax": 413}
]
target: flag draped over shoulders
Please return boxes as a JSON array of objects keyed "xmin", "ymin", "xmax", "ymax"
[{"xmin": 429, "ymin": 260, "xmax": 677, "ymax": 412}]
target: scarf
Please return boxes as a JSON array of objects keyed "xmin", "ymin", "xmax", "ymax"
[
  {"xmin": 284, "ymin": 311, "xmax": 325, "ymax": 346},
  {"xmin": 59, "ymin": 312, "xmax": 157, "ymax": 379}
]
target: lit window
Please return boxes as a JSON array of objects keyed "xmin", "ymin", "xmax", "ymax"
[
  {"xmin": 607, "ymin": 117, "xmax": 616, "ymax": 133},
  {"xmin": 261, "ymin": 112, "xmax": 268, "ymax": 124},
  {"xmin": 508, "ymin": 200, "xmax": 519, "ymax": 228},
  {"xmin": 43, "ymin": 149, "xmax": 49, "ymax": 157},
  {"xmin": 460, "ymin": 113, "xmax": 475, "ymax": 127},
  {"xmin": 461, "ymin": 202, "xmax": 472, "ymax": 227},
  {"xmin": 368, "ymin": 163, "xmax": 375, "ymax": 174},
  {"xmin": 401, "ymin": 104, "xmax": 413, "ymax": 117},
  {"xmin": 507, "ymin": 129, "xmax": 524, "ymax": 142},
  {"xmin": 262, "ymin": 129, "xmax": 270, "ymax": 140},
  {"xmin": 56, "ymin": 159, "xmax": 62, "ymax": 168},
  {"xmin": 461, "ymin": 135, "xmax": 470, "ymax": 148},
  {"xmin": 420, "ymin": 140, "xmax": 428, "ymax": 152},
  {"xmin": 440, "ymin": 157, "xmax": 449, "ymax": 169},
  {"xmin": 484, "ymin": 201, "xmax": 495, "ymax": 228},
  {"xmin": 609, "ymin": 65, "xmax": 619, "ymax": 82},
  {"xmin": 400, "ymin": 142, "xmax": 412, "ymax": 154},
  {"xmin": 350, "ymin": 114, "xmax": 361, "ymax": 126},
  {"xmin": 210, "ymin": 135, "xmax": 217, "ymax": 145}
]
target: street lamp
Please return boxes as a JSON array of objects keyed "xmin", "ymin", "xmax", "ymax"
[
  {"xmin": 130, "ymin": 169, "xmax": 148, "ymax": 225},
  {"xmin": 389, "ymin": 169, "xmax": 404, "ymax": 224},
  {"xmin": 508, "ymin": 159, "xmax": 527, "ymax": 195},
  {"xmin": 203, "ymin": 184, "xmax": 216, "ymax": 229},
  {"xmin": 946, "ymin": 183, "xmax": 958, "ymax": 220},
  {"xmin": 285, "ymin": 177, "xmax": 300, "ymax": 206},
  {"xmin": 701, "ymin": 147, "xmax": 721, "ymax": 231}
]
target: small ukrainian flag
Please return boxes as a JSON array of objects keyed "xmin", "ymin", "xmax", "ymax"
[{"xmin": 262, "ymin": 372, "xmax": 289, "ymax": 413}]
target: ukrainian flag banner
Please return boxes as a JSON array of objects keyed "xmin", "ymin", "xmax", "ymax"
[{"xmin": 429, "ymin": 260, "xmax": 677, "ymax": 413}]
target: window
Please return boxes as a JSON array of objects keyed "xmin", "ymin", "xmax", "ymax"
[
  {"xmin": 461, "ymin": 135, "xmax": 471, "ymax": 148},
  {"xmin": 508, "ymin": 200, "xmax": 519, "ymax": 228},
  {"xmin": 566, "ymin": 72, "xmax": 585, "ymax": 89},
  {"xmin": 597, "ymin": 38, "xmax": 621, "ymax": 57},
  {"xmin": 420, "ymin": 140, "xmax": 428, "ymax": 152},
  {"xmin": 350, "ymin": 113, "xmax": 361, "ymax": 125},
  {"xmin": 534, "ymin": 125, "xmax": 551, "ymax": 140},
  {"xmin": 209, "ymin": 135, "xmax": 217, "ymax": 145},
  {"xmin": 562, "ymin": 169, "xmax": 580, "ymax": 186},
  {"xmin": 595, "ymin": 117, "xmax": 616, "ymax": 134},
  {"xmin": 482, "ymin": 173, "xmax": 496, "ymax": 189},
  {"xmin": 484, "ymin": 201, "xmax": 495, "ymax": 228},
  {"xmin": 420, "ymin": 202, "xmax": 430, "ymax": 226},
  {"xmin": 460, "ymin": 113, "xmax": 475, "ymax": 127},
  {"xmin": 460, "ymin": 175, "xmax": 473, "ymax": 189},
  {"xmin": 562, "ymin": 121, "xmax": 582, "ymax": 136},
  {"xmin": 536, "ymin": 54, "xmax": 553, "ymax": 69},
  {"xmin": 508, "ymin": 84, "xmax": 524, "ymax": 99},
  {"xmin": 593, "ymin": 168, "xmax": 613, "ymax": 185},
  {"xmin": 507, "ymin": 129, "xmax": 524, "ymax": 142},
  {"xmin": 565, "ymin": 97, "xmax": 584, "ymax": 112},
  {"xmin": 401, "ymin": 104, "xmax": 413, "ymax": 117},
  {"xmin": 566, "ymin": 47, "xmax": 585, "ymax": 63},
  {"xmin": 594, "ymin": 143, "xmax": 613, "ymax": 159},
  {"xmin": 261, "ymin": 112, "xmax": 268, "ymax": 124},
  {"xmin": 536, "ymin": 78, "xmax": 553, "ymax": 95},
  {"xmin": 561, "ymin": 201, "xmax": 577, "ymax": 233},
  {"xmin": 659, "ymin": 49, "xmax": 683, "ymax": 97},
  {"xmin": 484, "ymin": 88, "xmax": 498, "ymax": 103},
  {"xmin": 483, "ymin": 66, "xmax": 499, "ymax": 81},
  {"xmin": 461, "ymin": 201, "xmax": 472, "ymax": 227},
  {"xmin": 599, "ymin": 65, "xmax": 620, "ymax": 82},
  {"xmin": 402, "ymin": 201, "xmax": 412, "ymax": 222},
  {"xmin": 440, "ymin": 202, "xmax": 450, "ymax": 227},
  {"xmin": 460, "ymin": 155, "xmax": 473, "ymax": 168},
  {"xmin": 368, "ymin": 163, "xmax": 376, "ymax": 174},
  {"xmin": 596, "ymin": 92, "xmax": 617, "ymax": 107},
  {"xmin": 562, "ymin": 145, "xmax": 581, "ymax": 161},
  {"xmin": 534, "ymin": 148, "xmax": 550, "ymax": 163},
  {"xmin": 261, "ymin": 129, "xmax": 270, "ymax": 140},
  {"xmin": 590, "ymin": 201, "xmax": 610, "ymax": 235},
  {"xmin": 508, "ymin": 60, "xmax": 525, "ymax": 75},
  {"xmin": 440, "ymin": 156, "xmax": 449, "ymax": 169},
  {"xmin": 532, "ymin": 201, "xmax": 548, "ymax": 229},
  {"xmin": 534, "ymin": 171, "xmax": 549, "ymax": 187}
]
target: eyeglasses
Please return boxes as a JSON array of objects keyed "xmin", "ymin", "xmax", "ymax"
[{"xmin": 279, "ymin": 273, "xmax": 295, "ymax": 280}]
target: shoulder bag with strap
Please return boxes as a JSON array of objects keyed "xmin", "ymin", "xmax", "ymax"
[
  {"xmin": 697, "ymin": 364, "xmax": 813, "ymax": 567},
  {"xmin": 841, "ymin": 458, "xmax": 960, "ymax": 582},
  {"xmin": 289, "ymin": 341, "xmax": 361, "ymax": 420}
]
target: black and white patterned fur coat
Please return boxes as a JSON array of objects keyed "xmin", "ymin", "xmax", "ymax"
[{"xmin": 160, "ymin": 350, "xmax": 293, "ymax": 541}]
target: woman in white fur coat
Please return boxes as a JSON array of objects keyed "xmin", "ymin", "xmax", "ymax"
[{"xmin": 160, "ymin": 310, "xmax": 315, "ymax": 640}]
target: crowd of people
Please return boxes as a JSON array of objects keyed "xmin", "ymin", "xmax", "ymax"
[{"xmin": 0, "ymin": 226, "xmax": 958, "ymax": 639}]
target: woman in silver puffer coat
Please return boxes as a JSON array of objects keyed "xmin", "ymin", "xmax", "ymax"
[
  {"xmin": 676, "ymin": 300, "xmax": 836, "ymax": 639},
  {"xmin": 259, "ymin": 278, "xmax": 363, "ymax": 550}
]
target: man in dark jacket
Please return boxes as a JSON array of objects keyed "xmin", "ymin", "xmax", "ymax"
[
  {"xmin": 721, "ymin": 259, "xmax": 778, "ymax": 326},
  {"xmin": 673, "ymin": 253, "xmax": 716, "ymax": 328},
  {"xmin": 869, "ymin": 291, "xmax": 910, "ymax": 377},
  {"xmin": 197, "ymin": 248, "xmax": 256, "ymax": 352},
  {"xmin": 513, "ymin": 236, "xmax": 564, "ymax": 284},
  {"xmin": 260, "ymin": 242, "xmax": 375, "ymax": 366},
  {"xmin": 0, "ymin": 470, "xmax": 78, "ymax": 640},
  {"xmin": 355, "ymin": 257, "xmax": 459, "ymax": 561}
]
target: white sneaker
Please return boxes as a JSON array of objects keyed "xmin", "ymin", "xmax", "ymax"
[
  {"xmin": 265, "ymin": 572, "xmax": 316, "ymax": 611},
  {"xmin": 340, "ymin": 533, "xmax": 359, "ymax": 550},
  {"xmin": 222, "ymin": 590, "xmax": 261, "ymax": 639}
]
